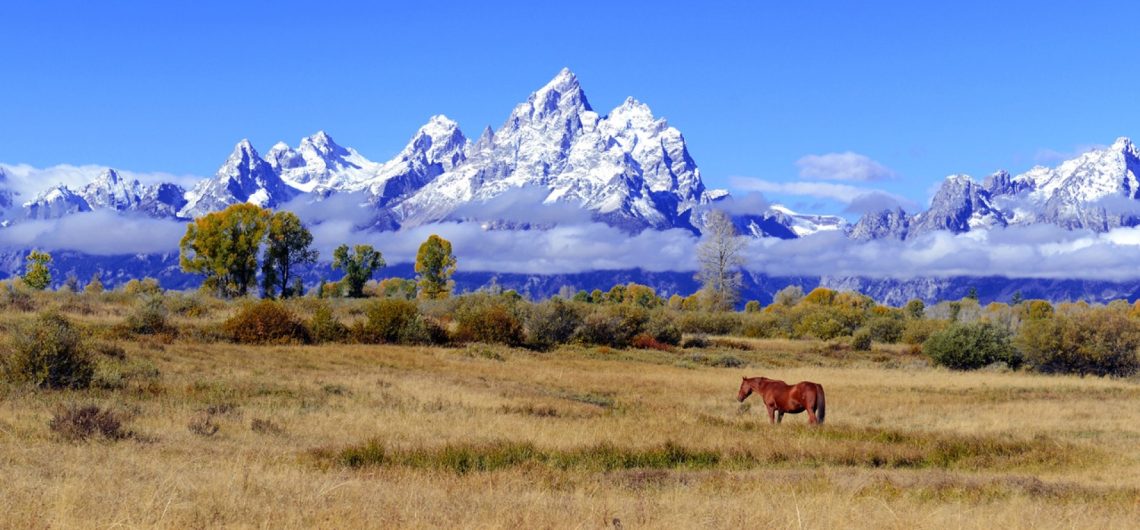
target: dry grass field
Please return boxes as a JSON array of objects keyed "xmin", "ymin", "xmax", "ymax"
[{"xmin": 1, "ymin": 306, "xmax": 1139, "ymax": 528}]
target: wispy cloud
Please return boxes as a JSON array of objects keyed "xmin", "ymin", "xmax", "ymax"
[
  {"xmin": 0, "ymin": 163, "xmax": 205, "ymax": 199},
  {"xmin": 729, "ymin": 176, "xmax": 918, "ymax": 212},
  {"xmin": 795, "ymin": 152, "xmax": 897, "ymax": 182}
]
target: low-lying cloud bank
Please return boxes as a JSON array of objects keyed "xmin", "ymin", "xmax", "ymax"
[{"xmin": 7, "ymin": 205, "xmax": 1140, "ymax": 282}]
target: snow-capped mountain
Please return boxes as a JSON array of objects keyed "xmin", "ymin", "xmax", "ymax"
[
  {"xmin": 393, "ymin": 68, "xmax": 718, "ymax": 232},
  {"xmin": 849, "ymin": 206, "xmax": 909, "ymax": 241},
  {"xmin": 2, "ymin": 68, "xmax": 798, "ymax": 238},
  {"xmin": 855, "ymin": 138, "xmax": 1140, "ymax": 240},
  {"xmin": 23, "ymin": 185, "xmax": 92, "ymax": 220},
  {"xmin": 180, "ymin": 140, "xmax": 298, "ymax": 219},
  {"xmin": 909, "ymin": 174, "xmax": 1006, "ymax": 237},
  {"xmin": 20, "ymin": 169, "xmax": 187, "ymax": 220}
]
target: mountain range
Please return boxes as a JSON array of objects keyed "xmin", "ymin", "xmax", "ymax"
[{"xmin": 4, "ymin": 68, "xmax": 1140, "ymax": 303}]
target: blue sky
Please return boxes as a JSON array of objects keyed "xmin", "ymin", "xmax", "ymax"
[{"xmin": 2, "ymin": 1, "xmax": 1138, "ymax": 215}]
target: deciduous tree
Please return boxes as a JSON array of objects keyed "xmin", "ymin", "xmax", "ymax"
[
  {"xmin": 261, "ymin": 211, "xmax": 318, "ymax": 298},
  {"xmin": 696, "ymin": 210, "xmax": 746, "ymax": 311},
  {"xmin": 179, "ymin": 203, "xmax": 271, "ymax": 298},
  {"xmin": 415, "ymin": 235, "xmax": 457, "ymax": 300},
  {"xmin": 333, "ymin": 244, "xmax": 385, "ymax": 298}
]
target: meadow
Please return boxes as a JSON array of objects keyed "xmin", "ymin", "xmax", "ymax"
[{"xmin": 1, "ymin": 291, "xmax": 1139, "ymax": 529}]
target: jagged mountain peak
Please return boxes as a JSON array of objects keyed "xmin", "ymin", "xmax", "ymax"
[
  {"xmin": 1111, "ymin": 136, "xmax": 1135, "ymax": 153},
  {"xmin": 509, "ymin": 68, "xmax": 592, "ymax": 126}
]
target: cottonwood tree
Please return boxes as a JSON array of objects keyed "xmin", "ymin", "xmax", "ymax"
[
  {"xmin": 415, "ymin": 234, "xmax": 457, "ymax": 300},
  {"xmin": 696, "ymin": 210, "xmax": 747, "ymax": 312},
  {"xmin": 332, "ymin": 244, "xmax": 385, "ymax": 298},
  {"xmin": 179, "ymin": 203, "xmax": 271, "ymax": 298},
  {"xmin": 261, "ymin": 211, "xmax": 318, "ymax": 298}
]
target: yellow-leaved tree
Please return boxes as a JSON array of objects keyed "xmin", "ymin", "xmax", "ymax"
[{"xmin": 179, "ymin": 203, "xmax": 271, "ymax": 298}]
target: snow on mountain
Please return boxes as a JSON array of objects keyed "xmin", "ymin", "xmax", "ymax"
[
  {"xmin": 850, "ymin": 206, "xmax": 910, "ymax": 241},
  {"xmin": 180, "ymin": 140, "xmax": 299, "ymax": 218},
  {"xmin": 909, "ymin": 174, "xmax": 1006, "ymax": 237},
  {"xmin": 393, "ymin": 68, "xmax": 716, "ymax": 232},
  {"xmin": 1009, "ymin": 137, "xmax": 1140, "ymax": 230},
  {"xmin": 267, "ymin": 131, "xmax": 382, "ymax": 193},
  {"xmin": 23, "ymin": 185, "xmax": 92, "ymax": 220},
  {"xmin": 767, "ymin": 205, "xmax": 847, "ymax": 237}
]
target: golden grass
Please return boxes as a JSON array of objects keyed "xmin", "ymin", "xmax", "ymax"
[{"xmin": 1, "ymin": 323, "xmax": 1139, "ymax": 528}]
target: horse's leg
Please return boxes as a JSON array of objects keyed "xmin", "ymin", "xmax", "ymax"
[
  {"xmin": 777, "ymin": 411, "xmax": 784, "ymax": 424},
  {"xmin": 805, "ymin": 393, "xmax": 819, "ymax": 425},
  {"xmin": 766, "ymin": 404, "xmax": 776, "ymax": 424}
]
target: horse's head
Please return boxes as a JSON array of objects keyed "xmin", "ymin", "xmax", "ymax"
[{"xmin": 737, "ymin": 377, "xmax": 753, "ymax": 402}]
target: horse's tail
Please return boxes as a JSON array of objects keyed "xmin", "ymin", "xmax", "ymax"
[{"xmin": 814, "ymin": 384, "xmax": 826, "ymax": 425}]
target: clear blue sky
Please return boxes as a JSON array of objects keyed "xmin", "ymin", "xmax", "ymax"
[{"xmin": 2, "ymin": 1, "xmax": 1137, "ymax": 213}]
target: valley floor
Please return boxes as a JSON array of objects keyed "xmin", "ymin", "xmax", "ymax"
[{"xmin": 2, "ymin": 338, "xmax": 1138, "ymax": 529}]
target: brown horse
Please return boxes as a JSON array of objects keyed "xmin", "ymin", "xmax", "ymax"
[{"xmin": 737, "ymin": 376, "xmax": 826, "ymax": 425}]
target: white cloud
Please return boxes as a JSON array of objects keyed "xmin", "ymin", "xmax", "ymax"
[
  {"xmin": 0, "ymin": 210, "xmax": 185, "ymax": 255},
  {"xmin": 729, "ymin": 176, "xmax": 918, "ymax": 212},
  {"xmin": 0, "ymin": 162, "xmax": 205, "ymax": 199},
  {"xmin": 795, "ymin": 152, "xmax": 897, "ymax": 182}
]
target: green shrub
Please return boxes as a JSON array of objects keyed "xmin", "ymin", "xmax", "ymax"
[
  {"xmin": 453, "ymin": 296, "xmax": 524, "ymax": 346},
  {"xmin": 677, "ymin": 311, "xmax": 740, "ymax": 335},
  {"xmin": 223, "ymin": 300, "xmax": 310, "ymax": 345},
  {"xmin": 125, "ymin": 295, "xmax": 170, "ymax": 335},
  {"xmin": 740, "ymin": 313, "xmax": 783, "ymax": 339},
  {"xmin": 165, "ymin": 292, "xmax": 221, "ymax": 318},
  {"xmin": 924, "ymin": 322, "xmax": 1021, "ymax": 370},
  {"xmin": 3, "ymin": 312, "xmax": 94, "ymax": 389},
  {"xmin": 792, "ymin": 307, "xmax": 845, "ymax": 340},
  {"xmin": 851, "ymin": 328, "xmax": 873, "ymax": 351},
  {"xmin": 524, "ymin": 298, "xmax": 583, "ymax": 350},
  {"xmin": 307, "ymin": 303, "xmax": 348, "ymax": 343},
  {"xmin": 864, "ymin": 316, "xmax": 904, "ymax": 344},
  {"xmin": 744, "ymin": 300, "xmax": 761, "ymax": 313},
  {"xmin": 1015, "ymin": 309, "xmax": 1140, "ymax": 377},
  {"xmin": 354, "ymin": 299, "xmax": 437, "ymax": 345},
  {"xmin": 0, "ymin": 280, "xmax": 35, "ymax": 312},
  {"xmin": 646, "ymin": 313, "xmax": 683, "ymax": 346},
  {"xmin": 575, "ymin": 305, "xmax": 648, "ymax": 348},
  {"xmin": 901, "ymin": 319, "xmax": 950, "ymax": 345}
]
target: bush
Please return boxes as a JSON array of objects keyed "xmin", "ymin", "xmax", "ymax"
[
  {"xmin": 851, "ymin": 328, "xmax": 873, "ymax": 351},
  {"xmin": 575, "ymin": 305, "xmax": 648, "ymax": 348},
  {"xmin": 740, "ymin": 313, "xmax": 784, "ymax": 339},
  {"xmin": 631, "ymin": 333, "xmax": 671, "ymax": 351},
  {"xmin": 646, "ymin": 313, "xmax": 683, "ymax": 346},
  {"xmin": 924, "ymin": 322, "xmax": 1021, "ymax": 370},
  {"xmin": 901, "ymin": 319, "xmax": 950, "ymax": 345},
  {"xmin": 307, "ymin": 303, "xmax": 348, "ymax": 343},
  {"xmin": 864, "ymin": 316, "xmax": 905, "ymax": 344},
  {"xmin": 1015, "ymin": 309, "xmax": 1140, "ymax": 377},
  {"xmin": 354, "ymin": 299, "xmax": 435, "ymax": 345},
  {"xmin": 50, "ymin": 404, "xmax": 129, "ymax": 441},
  {"xmin": 677, "ymin": 311, "xmax": 740, "ymax": 335},
  {"xmin": 0, "ymin": 280, "xmax": 35, "ymax": 312},
  {"xmin": 165, "ymin": 292, "xmax": 221, "ymax": 318},
  {"xmin": 223, "ymin": 300, "xmax": 310, "ymax": 345},
  {"xmin": 3, "ymin": 312, "xmax": 94, "ymax": 389},
  {"xmin": 524, "ymin": 298, "xmax": 583, "ymax": 350},
  {"xmin": 453, "ymin": 296, "xmax": 524, "ymax": 346},
  {"xmin": 125, "ymin": 295, "xmax": 170, "ymax": 335},
  {"xmin": 791, "ymin": 307, "xmax": 845, "ymax": 340}
]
